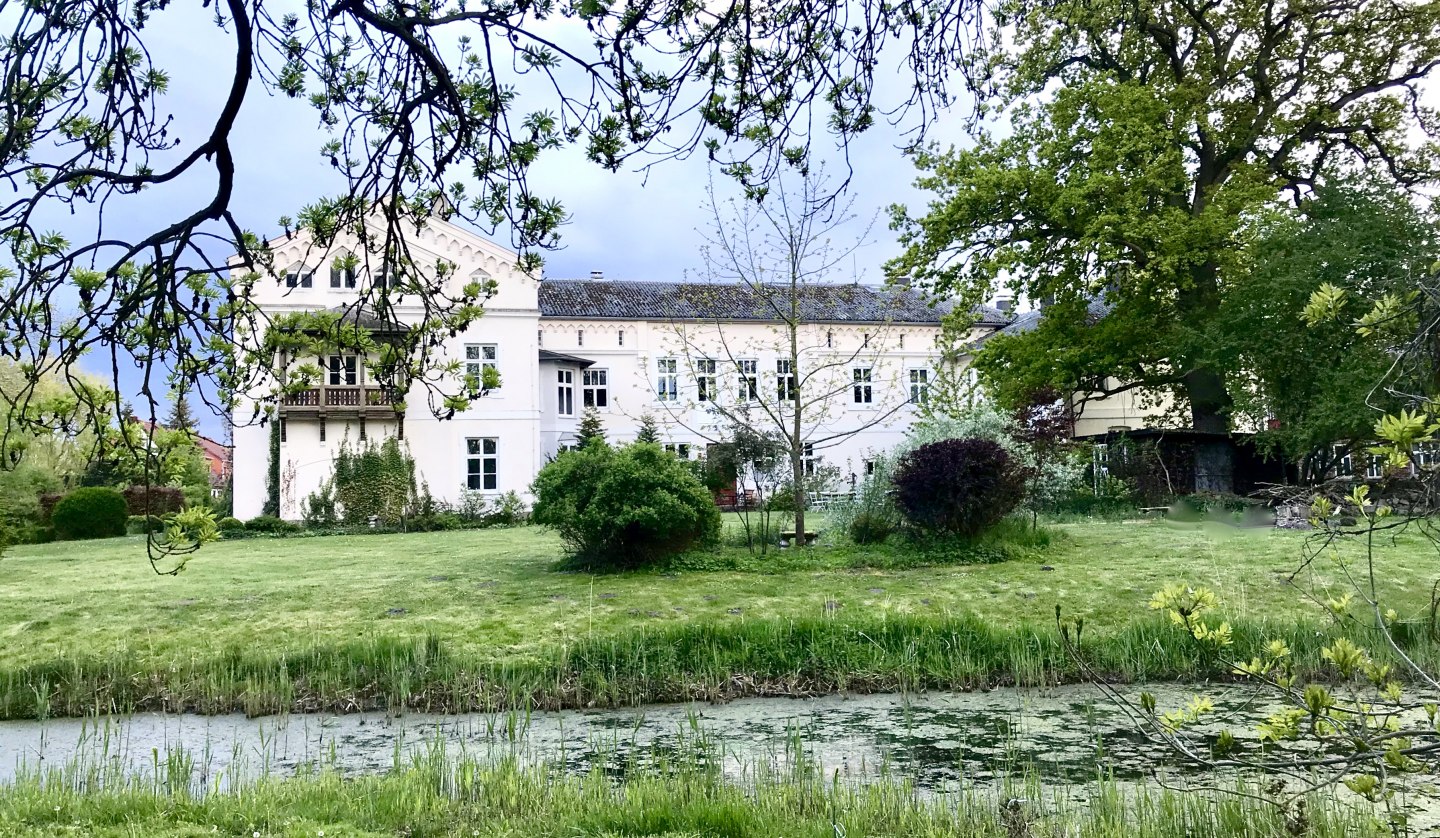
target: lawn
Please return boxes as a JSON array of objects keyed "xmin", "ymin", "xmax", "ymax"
[{"xmin": 0, "ymin": 516, "xmax": 1432, "ymax": 717}]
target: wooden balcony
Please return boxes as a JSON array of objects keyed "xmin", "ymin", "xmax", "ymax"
[{"xmin": 278, "ymin": 385, "xmax": 402, "ymax": 417}]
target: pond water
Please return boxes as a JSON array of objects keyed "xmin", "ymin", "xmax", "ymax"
[{"xmin": 2, "ymin": 684, "xmax": 1436, "ymax": 827}]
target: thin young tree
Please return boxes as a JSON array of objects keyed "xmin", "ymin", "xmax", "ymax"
[{"xmin": 651, "ymin": 171, "xmax": 917, "ymax": 542}]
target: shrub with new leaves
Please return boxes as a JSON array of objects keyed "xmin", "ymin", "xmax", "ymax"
[
  {"xmin": 531, "ymin": 442, "xmax": 721, "ymax": 568},
  {"xmin": 52, "ymin": 487, "xmax": 129, "ymax": 540},
  {"xmin": 891, "ymin": 438, "xmax": 1026, "ymax": 537}
]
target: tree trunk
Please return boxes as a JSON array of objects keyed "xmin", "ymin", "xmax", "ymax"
[{"xmin": 1184, "ymin": 367, "xmax": 1235, "ymax": 494}]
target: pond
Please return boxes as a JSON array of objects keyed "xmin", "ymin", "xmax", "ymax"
[{"xmin": 2, "ymin": 683, "xmax": 1435, "ymax": 826}]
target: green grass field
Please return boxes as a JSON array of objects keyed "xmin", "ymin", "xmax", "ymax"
[{"xmin": 0, "ymin": 516, "xmax": 1433, "ymax": 718}]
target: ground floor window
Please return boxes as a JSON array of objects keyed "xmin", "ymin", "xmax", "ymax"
[
  {"xmin": 665, "ymin": 442, "xmax": 692, "ymax": 460},
  {"xmin": 467, "ymin": 437, "xmax": 498, "ymax": 490},
  {"xmin": 802, "ymin": 443, "xmax": 818, "ymax": 476}
]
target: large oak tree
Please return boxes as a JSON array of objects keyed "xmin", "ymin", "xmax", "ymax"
[{"xmin": 889, "ymin": 0, "xmax": 1440, "ymax": 490}]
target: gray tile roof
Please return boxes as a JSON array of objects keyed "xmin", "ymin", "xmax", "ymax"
[
  {"xmin": 538, "ymin": 279, "xmax": 1010, "ymax": 326},
  {"xmin": 981, "ymin": 297, "xmax": 1114, "ymax": 343}
]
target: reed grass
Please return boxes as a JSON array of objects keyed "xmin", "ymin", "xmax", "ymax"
[
  {"xmin": 3, "ymin": 611, "xmax": 1435, "ymax": 720},
  {"xmin": 0, "ymin": 735, "xmax": 1384, "ymax": 837}
]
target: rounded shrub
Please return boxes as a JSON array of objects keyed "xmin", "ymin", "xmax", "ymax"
[
  {"xmin": 891, "ymin": 438, "xmax": 1027, "ymax": 537},
  {"xmin": 52, "ymin": 487, "xmax": 129, "ymax": 540},
  {"xmin": 217, "ymin": 516, "xmax": 245, "ymax": 533},
  {"xmin": 126, "ymin": 514, "xmax": 166, "ymax": 535},
  {"xmin": 244, "ymin": 514, "xmax": 301, "ymax": 535},
  {"xmin": 531, "ymin": 442, "xmax": 722, "ymax": 569}
]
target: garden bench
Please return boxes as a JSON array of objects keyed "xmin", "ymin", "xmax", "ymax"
[
  {"xmin": 1139, "ymin": 506, "xmax": 1169, "ymax": 517},
  {"xmin": 779, "ymin": 530, "xmax": 818, "ymax": 547}
]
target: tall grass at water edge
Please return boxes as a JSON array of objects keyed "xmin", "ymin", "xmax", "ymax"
[
  {"xmin": 3, "ymin": 612, "xmax": 1436, "ymax": 720},
  {"xmin": 0, "ymin": 732, "xmax": 1389, "ymax": 837}
]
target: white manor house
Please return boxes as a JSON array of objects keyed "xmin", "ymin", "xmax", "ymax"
[{"xmin": 231, "ymin": 215, "xmax": 1022, "ymax": 520}]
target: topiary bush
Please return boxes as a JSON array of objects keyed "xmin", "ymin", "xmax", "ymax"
[
  {"xmin": 531, "ymin": 442, "xmax": 722, "ymax": 569},
  {"xmin": 217, "ymin": 516, "xmax": 245, "ymax": 534},
  {"xmin": 891, "ymin": 438, "xmax": 1027, "ymax": 537},
  {"xmin": 51, "ymin": 487, "xmax": 129, "ymax": 540}
]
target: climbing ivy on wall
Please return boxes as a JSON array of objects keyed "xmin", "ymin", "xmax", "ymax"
[
  {"xmin": 263, "ymin": 419, "xmax": 280, "ymax": 517},
  {"xmin": 331, "ymin": 437, "xmax": 417, "ymax": 524}
]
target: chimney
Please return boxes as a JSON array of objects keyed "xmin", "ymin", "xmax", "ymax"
[
  {"xmin": 590, "ymin": 270, "xmax": 604, "ymax": 281},
  {"xmin": 993, "ymin": 295, "xmax": 1014, "ymax": 313}
]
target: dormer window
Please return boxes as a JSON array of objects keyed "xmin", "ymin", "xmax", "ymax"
[
  {"xmin": 329, "ymin": 253, "xmax": 358, "ymax": 289},
  {"xmin": 284, "ymin": 264, "xmax": 313, "ymax": 288}
]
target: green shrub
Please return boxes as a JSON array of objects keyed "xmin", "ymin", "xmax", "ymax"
[
  {"xmin": 244, "ymin": 514, "xmax": 301, "ymax": 535},
  {"xmin": 331, "ymin": 438, "xmax": 416, "ymax": 525},
  {"xmin": 531, "ymin": 442, "xmax": 722, "ymax": 569},
  {"xmin": 121, "ymin": 485, "xmax": 185, "ymax": 517},
  {"xmin": 125, "ymin": 514, "xmax": 166, "ymax": 535},
  {"xmin": 848, "ymin": 511, "xmax": 896, "ymax": 545},
  {"xmin": 51, "ymin": 487, "xmax": 129, "ymax": 540},
  {"xmin": 892, "ymin": 438, "xmax": 1027, "ymax": 537},
  {"xmin": 217, "ymin": 516, "xmax": 245, "ymax": 533}
]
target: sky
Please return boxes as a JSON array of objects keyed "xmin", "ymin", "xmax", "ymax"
[{"xmin": 54, "ymin": 4, "xmax": 979, "ymax": 439}]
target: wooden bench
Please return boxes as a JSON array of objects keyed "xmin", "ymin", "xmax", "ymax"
[{"xmin": 779, "ymin": 530, "xmax": 818, "ymax": 547}]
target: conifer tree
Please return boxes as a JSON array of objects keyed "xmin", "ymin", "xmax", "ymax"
[
  {"xmin": 634, "ymin": 413, "xmax": 660, "ymax": 445},
  {"xmin": 575, "ymin": 407, "xmax": 607, "ymax": 448},
  {"xmin": 165, "ymin": 393, "xmax": 198, "ymax": 434}
]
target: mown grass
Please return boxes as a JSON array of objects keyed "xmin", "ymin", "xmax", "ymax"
[
  {"xmin": 1, "ymin": 517, "xmax": 1435, "ymax": 718},
  {"xmin": 0, "ymin": 739, "xmax": 1386, "ymax": 837}
]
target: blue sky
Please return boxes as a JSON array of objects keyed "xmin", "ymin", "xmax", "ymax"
[{"xmin": 59, "ymin": 6, "xmax": 976, "ymax": 438}]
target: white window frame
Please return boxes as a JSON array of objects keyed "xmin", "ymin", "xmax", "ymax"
[
  {"xmin": 656, "ymin": 358, "xmax": 679, "ymax": 402},
  {"xmin": 557, "ymin": 369, "xmax": 575, "ymax": 417},
  {"xmin": 466, "ymin": 437, "xmax": 499, "ymax": 491},
  {"xmin": 329, "ymin": 257, "xmax": 357, "ymax": 289},
  {"xmin": 736, "ymin": 359, "xmax": 758, "ymax": 402},
  {"xmin": 908, "ymin": 368, "xmax": 930, "ymax": 404},
  {"xmin": 284, "ymin": 265, "xmax": 314, "ymax": 289},
  {"xmin": 583, "ymin": 368, "xmax": 609, "ymax": 409},
  {"xmin": 465, "ymin": 344, "xmax": 499, "ymax": 390},
  {"xmin": 777, "ymin": 359, "xmax": 797, "ymax": 402},
  {"xmin": 695, "ymin": 359, "xmax": 717, "ymax": 402},
  {"xmin": 328, "ymin": 354, "xmax": 358, "ymax": 386},
  {"xmin": 802, "ymin": 443, "xmax": 818, "ymax": 477},
  {"xmin": 852, "ymin": 366, "xmax": 873, "ymax": 405}
]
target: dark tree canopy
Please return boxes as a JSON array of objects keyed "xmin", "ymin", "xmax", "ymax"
[
  {"xmin": 0, "ymin": 0, "xmax": 979, "ymax": 461},
  {"xmin": 889, "ymin": 0, "xmax": 1440, "ymax": 487}
]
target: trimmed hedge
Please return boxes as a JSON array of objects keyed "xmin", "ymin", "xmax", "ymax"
[
  {"xmin": 52, "ymin": 487, "xmax": 129, "ymax": 540},
  {"xmin": 122, "ymin": 485, "xmax": 186, "ymax": 517}
]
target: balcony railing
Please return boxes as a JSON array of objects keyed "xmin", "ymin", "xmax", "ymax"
[{"xmin": 279, "ymin": 385, "xmax": 401, "ymax": 412}]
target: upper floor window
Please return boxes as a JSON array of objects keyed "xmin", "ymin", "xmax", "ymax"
[
  {"xmin": 557, "ymin": 369, "xmax": 575, "ymax": 416},
  {"xmin": 777, "ymin": 359, "xmax": 797, "ymax": 402},
  {"xmin": 583, "ymin": 368, "xmax": 608, "ymax": 409},
  {"xmin": 736, "ymin": 359, "xmax": 758, "ymax": 402},
  {"xmin": 577, "ymin": 329, "xmax": 585, "ymax": 347},
  {"xmin": 618, "ymin": 329, "xmax": 625, "ymax": 346},
  {"xmin": 329, "ymin": 255, "xmax": 357, "ymax": 289},
  {"xmin": 852, "ymin": 366, "xmax": 873, "ymax": 404},
  {"xmin": 695, "ymin": 359, "xmax": 717, "ymax": 402},
  {"xmin": 899, "ymin": 333, "xmax": 906, "ymax": 349},
  {"xmin": 466, "ymin": 437, "xmax": 498, "ymax": 491},
  {"xmin": 826, "ymin": 330, "xmax": 833, "ymax": 348},
  {"xmin": 465, "ymin": 344, "xmax": 498, "ymax": 390},
  {"xmin": 284, "ymin": 264, "xmax": 313, "ymax": 288},
  {"xmin": 656, "ymin": 358, "xmax": 678, "ymax": 401},
  {"xmin": 909, "ymin": 368, "xmax": 930, "ymax": 404},
  {"xmin": 328, "ymin": 354, "xmax": 358, "ymax": 386}
]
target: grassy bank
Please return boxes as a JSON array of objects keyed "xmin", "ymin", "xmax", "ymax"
[
  {"xmin": 5, "ymin": 612, "xmax": 1437, "ymax": 719},
  {"xmin": 1, "ymin": 519, "xmax": 1434, "ymax": 718},
  {"xmin": 0, "ymin": 744, "xmax": 1384, "ymax": 837}
]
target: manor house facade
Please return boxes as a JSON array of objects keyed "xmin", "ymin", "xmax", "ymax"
[{"xmin": 230, "ymin": 215, "xmax": 1016, "ymax": 520}]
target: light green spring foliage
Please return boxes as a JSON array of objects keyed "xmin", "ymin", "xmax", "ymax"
[
  {"xmin": 889, "ymin": 0, "xmax": 1440, "ymax": 432},
  {"xmin": 329, "ymin": 437, "xmax": 418, "ymax": 525}
]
